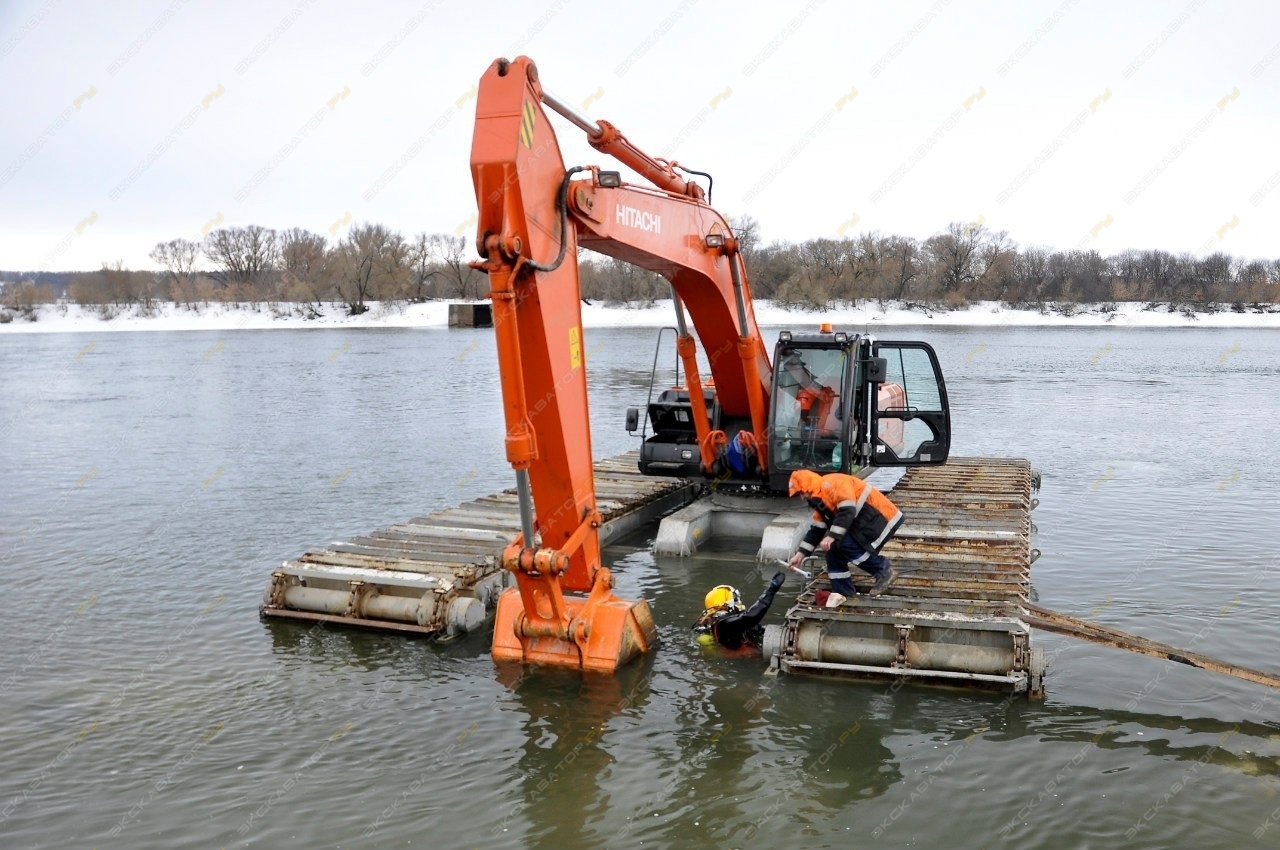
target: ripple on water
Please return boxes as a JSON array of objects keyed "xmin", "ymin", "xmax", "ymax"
[{"xmin": 3, "ymin": 326, "xmax": 1280, "ymax": 848}]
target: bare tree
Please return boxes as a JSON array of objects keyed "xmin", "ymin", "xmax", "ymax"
[
  {"xmin": 729, "ymin": 213, "xmax": 761, "ymax": 257},
  {"xmin": 377, "ymin": 229, "xmax": 412, "ymax": 303},
  {"xmin": 278, "ymin": 228, "xmax": 327, "ymax": 277},
  {"xmin": 579, "ymin": 256, "xmax": 668, "ymax": 304},
  {"xmin": 1137, "ymin": 249, "xmax": 1178, "ymax": 301},
  {"xmin": 925, "ymin": 221, "xmax": 984, "ymax": 293},
  {"xmin": 974, "ymin": 229, "xmax": 1016, "ymax": 300},
  {"xmin": 1011, "ymin": 246, "xmax": 1050, "ymax": 303},
  {"xmin": 332, "ymin": 223, "xmax": 410, "ymax": 314},
  {"xmin": 1193, "ymin": 252, "xmax": 1232, "ymax": 304},
  {"xmin": 67, "ymin": 260, "xmax": 155, "ymax": 311},
  {"xmin": 1110, "ymin": 249, "xmax": 1145, "ymax": 301},
  {"xmin": 744, "ymin": 241, "xmax": 799, "ymax": 300},
  {"xmin": 203, "ymin": 225, "xmax": 279, "ymax": 289},
  {"xmin": 1, "ymin": 280, "xmax": 54, "ymax": 319},
  {"xmin": 407, "ymin": 232, "xmax": 435, "ymax": 301},
  {"xmin": 429, "ymin": 234, "xmax": 485, "ymax": 299},
  {"xmin": 884, "ymin": 236, "xmax": 921, "ymax": 301},
  {"xmin": 150, "ymin": 238, "xmax": 201, "ymax": 307},
  {"xmin": 277, "ymin": 228, "xmax": 331, "ymax": 310},
  {"xmin": 1236, "ymin": 259, "xmax": 1276, "ymax": 304}
]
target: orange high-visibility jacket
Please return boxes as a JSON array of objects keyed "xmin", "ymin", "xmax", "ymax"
[{"xmin": 798, "ymin": 473, "xmax": 904, "ymax": 563}]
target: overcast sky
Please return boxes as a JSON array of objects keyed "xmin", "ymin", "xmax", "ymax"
[{"xmin": 2, "ymin": 0, "xmax": 1278, "ymax": 271}]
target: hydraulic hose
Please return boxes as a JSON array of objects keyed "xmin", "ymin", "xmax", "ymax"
[{"xmin": 525, "ymin": 166, "xmax": 586, "ymax": 273}]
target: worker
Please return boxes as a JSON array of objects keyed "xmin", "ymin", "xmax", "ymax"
[
  {"xmin": 694, "ymin": 571, "xmax": 787, "ymax": 650},
  {"xmin": 786, "ymin": 470, "xmax": 903, "ymax": 600}
]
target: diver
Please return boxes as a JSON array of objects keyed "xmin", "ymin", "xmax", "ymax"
[{"xmin": 693, "ymin": 571, "xmax": 787, "ymax": 650}]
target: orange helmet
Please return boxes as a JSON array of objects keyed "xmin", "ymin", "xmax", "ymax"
[{"xmin": 789, "ymin": 469, "xmax": 822, "ymax": 497}]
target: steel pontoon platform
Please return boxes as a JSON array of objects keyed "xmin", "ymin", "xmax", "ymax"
[
  {"xmin": 764, "ymin": 457, "xmax": 1046, "ymax": 696},
  {"xmin": 261, "ymin": 451, "xmax": 700, "ymax": 638}
]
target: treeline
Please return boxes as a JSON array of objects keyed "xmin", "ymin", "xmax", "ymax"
[
  {"xmin": 733, "ymin": 219, "xmax": 1280, "ymax": 311},
  {"xmin": 3, "ymin": 225, "xmax": 488, "ymax": 318},
  {"xmin": 5, "ymin": 219, "xmax": 1280, "ymax": 318}
]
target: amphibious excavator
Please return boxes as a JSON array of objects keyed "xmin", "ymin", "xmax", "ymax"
[
  {"xmin": 265, "ymin": 54, "xmax": 1280, "ymax": 698},
  {"xmin": 469, "ymin": 55, "xmax": 951, "ymax": 671}
]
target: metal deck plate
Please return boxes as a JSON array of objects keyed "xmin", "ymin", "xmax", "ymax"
[
  {"xmin": 261, "ymin": 451, "xmax": 700, "ymax": 636},
  {"xmin": 773, "ymin": 457, "xmax": 1040, "ymax": 693}
]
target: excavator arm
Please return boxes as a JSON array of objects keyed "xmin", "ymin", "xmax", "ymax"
[{"xmin": 469, "ymin": 56, "xmax": 777, "ymax": 670}]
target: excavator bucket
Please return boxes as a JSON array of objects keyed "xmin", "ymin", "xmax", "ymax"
[{"xmin": 490, "ymin": 573, "xmax": 658, "ymax": 672}]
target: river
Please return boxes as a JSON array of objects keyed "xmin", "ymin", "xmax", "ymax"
[{"xmin": 2, "ymin": 322, "xmax": 1279, "ymax": 849}]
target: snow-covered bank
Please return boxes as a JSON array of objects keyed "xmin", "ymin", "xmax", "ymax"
[{"xmin": 3, "ymin": 299, "xmax": 1280, "ymax": 334}]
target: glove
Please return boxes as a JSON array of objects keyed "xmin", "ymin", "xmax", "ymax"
[{"xmin": 768, "ymin": 571, "xmax": 786, "ymax": 592}]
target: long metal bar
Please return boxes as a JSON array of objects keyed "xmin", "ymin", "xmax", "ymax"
[
  {"xmin": 640, "ymin": 324, "xmax": 678, "ymax": 443},
  {"xmin": 1024, "ymin": 602, "xmax": 1280, "ymax": 690},
  {"xmin": 668, "ymin": 287, "xmax": 689, "ymax": 389},
  {"xmin": 670, "ymin": 284, "xmax": 689, "ymax": 337},
  {"xmin": 514, "ymin": 468, "xmax": 537, "ymax": 546},
  {"xmin": 541, "ymin": 81, "xmax": 701, "ymax": 199},
  {"xmin": 782, "ymin": 659, "xmax": 1026, "ymax": 687},
  {"xmin": 728, "ymin": 256, "xmax": 750, "ymax": 337},
  {"xmin": 541, "ymin": 89, "xmax": 602, "ymax": 137}
]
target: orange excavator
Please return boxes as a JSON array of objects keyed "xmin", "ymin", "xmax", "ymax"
[{"xmin": 469, "ymin": 56, "xmax": 952, "ymax": 671}]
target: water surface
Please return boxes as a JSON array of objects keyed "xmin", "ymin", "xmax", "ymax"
[{"xmin": 2, "ymin": 323, "xmax": 1279, "ymax": 849}]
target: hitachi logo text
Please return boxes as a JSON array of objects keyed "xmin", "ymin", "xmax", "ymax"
[{"xmin": 616, "ymin": 204, "xmax": 660, "ymax": 234}]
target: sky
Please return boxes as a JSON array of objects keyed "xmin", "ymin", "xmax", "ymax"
[{"xmin": 1, "ymin": 0, "xmax": 1278, "ymax": 272}]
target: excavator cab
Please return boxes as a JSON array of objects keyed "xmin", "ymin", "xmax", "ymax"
[
  {"xmin": 632, "ymin": 326, "xmax": 951, "ymax": 491},
  {"xmin": 769, "ymin": 335, "xmax": 851, "ymax": 480},
  {"xmin": 765, "ymin": 329, "xmax": 950, "ymax": 491}
]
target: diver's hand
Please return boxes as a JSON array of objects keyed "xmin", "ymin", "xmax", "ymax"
[{"xmin": 768, "ymin": 571, "xmax": 786, "ymax": 592}]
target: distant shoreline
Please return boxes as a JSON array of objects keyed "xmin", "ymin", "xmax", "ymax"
[{"xmin": 3, "ymin": 299, "xmax": 1280, "ymax": 334}]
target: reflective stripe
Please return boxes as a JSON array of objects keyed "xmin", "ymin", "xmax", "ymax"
[
  {"xmin": 850, "ymin": 550, "xmax": 870, "ymax": 564},
  {"xmin": 828, "ymin": 570, "xmax": 852, "ymax": 579},
  {"xmin": 799, "ymin": 541, "xmax": 815, "ymax": 553},
  {"xmin": 829, "ymin": 525, "xmax": 847, "ymax": 536},
  {"xmin": 869, "ymin": 511, "xmax": 904, "ymax": 551},
  {"xmin": 836, "ymin": 499, "xmax": 858, "ymax": 509},
  {"xmin": 854, "ymin": 484, "xmax": 871, "ymax": 513}
]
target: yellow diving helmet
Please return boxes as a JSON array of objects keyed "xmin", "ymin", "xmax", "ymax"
[{"xmin": 704, "ymin": 585, "xmax": 742, "ymax": 611}]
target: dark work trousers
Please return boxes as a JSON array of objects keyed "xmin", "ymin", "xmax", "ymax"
[{"xmin": 825, "ymin": 533, "xmax": 889, "ymax": 596}]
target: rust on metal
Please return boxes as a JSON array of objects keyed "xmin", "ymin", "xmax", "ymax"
[
  {"xmin": 770, "ymin": 457, "xmax": 1043, "ymax": 694},
  {"xmin": 261, "ymin": 451, "xmax": 699, "ymax": 637},
  {"xmin": 771, "ymin": 456, "xmax": 1280, "ymax": 698}
]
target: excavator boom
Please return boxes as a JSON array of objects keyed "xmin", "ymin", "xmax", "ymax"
[{"xmin": 471, "ymin": 56, "xmax": 660, "ymax": 671}]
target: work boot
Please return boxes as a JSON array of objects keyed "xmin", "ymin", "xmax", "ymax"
[{"xmin": 869, "ymin": 563, "xmax": 897, "ymax": 597}]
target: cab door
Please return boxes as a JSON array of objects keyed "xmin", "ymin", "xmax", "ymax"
[{"xmin": 869, "ymin": 341, "xmax": 950, "ymax": 465}]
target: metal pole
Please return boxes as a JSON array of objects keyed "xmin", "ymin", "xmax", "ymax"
[
  {"xmin": 1024, "ymin": 602, "xmax": 1280, "ymax": 691},
  {"xmin": 541, "ymin": 90, "xmax": 602, "ymax": 138},
  {"xmin": 728, "ymin": 256, "xmax": 750, "ymax": 336},
  {"xmin": 670, "ymin": 286, "xmax": 689, "ymax": 386},
  {"xmin": 515, "ymin": 469, "xmax": 536, "ymax": 546},
  {"xmin": 670, "ymin": 284, "xmax": 689, "ymax": 337}
]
